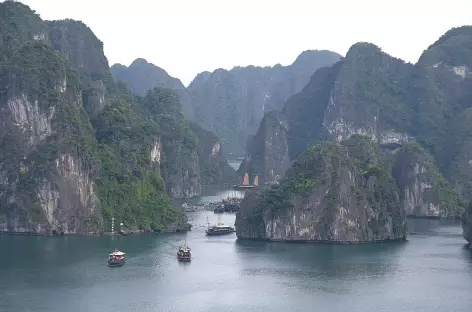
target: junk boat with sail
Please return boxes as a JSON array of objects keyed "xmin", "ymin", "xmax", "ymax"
[{"xmin": 233, "ymin": 173, "xmax": 258, "ymax": 190}]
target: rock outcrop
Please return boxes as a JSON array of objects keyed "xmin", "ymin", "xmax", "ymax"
[
  {"xmin": 238, "ymin": 111, "xmax": 290, "ymax": 185},
  {"xmin": 236, "ymin": 136, "xmax": 407, "ymax": 242},
  {"xmin": 392, "ymin": 142, "xmax": 462, "ymax": 218},
  {"xmin": 462, "ymin": 203, "xmax": 472, "ymax": 245},
  {"xmin": 0, "ymin": 42, "xmax": 102, "ymax": 234},
  {"xmin": 189, "ymin": 123, "xmax": 237, "ymax": 186},
  {"xmin": 138, "ymin": 87, "xmax": 236, "ymax": 198}
]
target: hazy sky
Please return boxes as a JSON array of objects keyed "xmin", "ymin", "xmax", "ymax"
[{"xmin": 19, "ymin": 0, "xmax": 472, "ymax": 85}]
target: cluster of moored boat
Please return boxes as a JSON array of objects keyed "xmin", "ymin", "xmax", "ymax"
[{"xmin": 108, "ymin": 221, "xmax": 235, "ymax": 265}]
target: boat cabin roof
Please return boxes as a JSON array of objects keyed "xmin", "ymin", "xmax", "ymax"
[
  {"xmin": 109, "ymin": 251, "xmax": 126, "ymax": 256},
  {"xmin": 213, "ymin": 223, "xmax": 232, "ymax": 228}
]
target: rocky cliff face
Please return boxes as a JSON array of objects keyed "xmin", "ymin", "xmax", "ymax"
[
  {"xmin": 0, "ymin": 42, "xmax": 102, "ymax": 234},
  {"xmin": 138, "ymin": 87, "xmax": 237, "ymax": 198},
  {"xmin": 322, "ymin": 43, "xmax": 413, "ymax": 144},
  {"xmin": 0, "ymin": 1, "xmax": 197, "ymax": 233},
  {"xmin": 238, "ymin": 111, "xmax": 290, "ymax": 184},
  {"xmin": 392, "ymin": 142, "xmax": 462, "ymax": 218},
  {"xmin": 236, "ymin": 136, "xmax": 407, "ymax": 242},
  {"xmin": 188, "ymin": 50, "xmax": 342, "ymax": 155},
  {"xmin": 109, "ymin": 59, "xmax": 237, "ymax": 193},
  {"xmin": 110, "ymin": 59, "xmax": 193, "ymax": 119},
  {"xmin": 462, "ymin": 203, "xmax": 472, "ymax": 245},
  {"xmin": 245, "ymin": 26, "xmax": 472, "ymax": 221},
  {"xmin": 47, "ymin": 19, "xmax": 111, "ymax": 83},
  {"xmin": 189, "ymin": 123, "xmax": 237, "ymax": 186}
]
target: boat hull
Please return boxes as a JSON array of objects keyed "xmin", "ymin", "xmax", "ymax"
[
  {"xmin": 232, "ymin": 185, "xmax": 256, "ymax": 190},
  {"xmin": 205, "ymin": 230, "xmax": 235, "ymax": 236},
  {"xmin": 108, "ymin": 260, "xmax": 126, "ymax": 267},
  {"xmin": 177, "ymin": 253, "xmax": 191, "ymax": 261}
]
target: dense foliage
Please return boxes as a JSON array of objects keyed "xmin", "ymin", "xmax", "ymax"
[
  {"xmin": 90, "ymin": 84, "xmax": 181, "ymax": 230},
  {"xmin": 241, "ymin": 136, "xmax": 406, "ymax": 240}
]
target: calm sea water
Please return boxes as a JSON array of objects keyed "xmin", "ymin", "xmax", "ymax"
[{"xmin": 0, "ymin": 214, "xmax": 471, "ymax": 312}]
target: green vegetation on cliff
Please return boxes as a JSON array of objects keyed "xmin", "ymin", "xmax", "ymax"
[
  {"xmin": 237, "ymin": 135, "xmax": 407, "ymax": 242},
  {"xmin": 0, "ymin": 1, "xmax": 208, "ymax": 233},
  {"xmin": 262, "ymin": 136, "xmax": 400, "ymax": 215},
  {"xmin": 91, "ymin": 84, "xmax": 181, "ymax": 230},
  {"xmin": 246, "ymin": 25, "xmax": 472, "ymax": 213},
  {"xmin": 392, "ymin": 142, "xmax": 463, "ymax": 217},
  {"xmin": 110, "ymin": 59, "xmax": 192, "ymax": 117}
]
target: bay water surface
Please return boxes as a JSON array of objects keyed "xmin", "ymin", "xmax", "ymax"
[{"xmin": 1, "ymin": 188, "xmax": 471, "ymax": 311}]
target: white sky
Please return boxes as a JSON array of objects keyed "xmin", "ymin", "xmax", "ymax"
[{"xmin": 17, "ymin": 0, "xmax": 472, "ymax": 85}]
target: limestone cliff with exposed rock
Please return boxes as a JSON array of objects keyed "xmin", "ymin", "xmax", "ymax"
[
  {"xmin": 462, "ymin": 203, "xmax": 472, "ymax": 245},
  {"xmin": 392, "ymin": 142, "xmax": 462, "ymax": 218},
  {"xmin": 243, "ymin": 27, "xmax": 472, "ymax": 226},
  {"xmin": 0, "ymin": 41, "xmax": 102, "ymax": 234},
  {"xmin": 0, "ymin": 1, "xmax": 199, "ymax": 234},
  {"xmin": 236, "ymin": 136, "xmax": 407, "ymax": 242},
  {"xmin": 238, "ymin": 111, "xmax": 290, "ymax": 185}
]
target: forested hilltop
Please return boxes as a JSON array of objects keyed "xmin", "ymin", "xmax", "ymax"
[
  {"xmin": 111, "ymin": 51, "xmax": 342, "ymax": 155},
  {"xmin": 110, "ymin": 59, "xmax": 194, "ymax": 119},
  {"xmin": 0, "ymin": 1, "xmax": 235, "ymax": 234},
  {"xmin": 237, "ymin": 26, "xmax": 472, "ymax": 241}
]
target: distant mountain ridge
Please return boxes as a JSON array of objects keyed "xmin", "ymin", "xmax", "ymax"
[
  {"xmin": 110, "ymin": 50, "xmax": 342, "ymax": 155},
  {"xmin": 187, "ymin": 50, "xmax": 342, "ymax": 155}
]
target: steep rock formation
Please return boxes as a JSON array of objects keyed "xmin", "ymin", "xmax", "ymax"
[
  {"xmin": 448, "ymin": 109, "xmax": 472, "ymax": 200},
  {"xmin": 188, "ymin": 50, "xmax": 342, "ymax": 154},
  {"xmin": 245, "ymin": 26, "xmax": 472, "ymax": 216},
  {"xmin": 110, "ymin": 59, "xmax": 193, "ymax": 118},
  {"xmin": 238, "ymin": 111, "xmax": 290, "ymax": 184},
  {"xmin": 244, "ymin": 45, "xmax": 413, "ymax": 184},
  {"xmin": 189, "ymin": 123, "xmax": 237, "ymax": 186},
  {"xmin": 392, "ymin": 142, "xmax": 462, "ymax": 217},
  {"xmin": 109, "ymin": 59, "xmax": 237, "ymax": 192},
  {"xmin": 236, "ymin": 136, "xmax": 407, "ymax": 242},
  {"xmin": 136, "ymin": 87, "xmax": 200, "ymax": 198},
  {"xmin": 47, "ymin": 19, "xmax": 111, "ymax": 84},
  {"xmin": 0, "ymin": 1, "xmax": 191, "ymax": 233},
  {"xmin": 462, "ymin": 202, "xmax": 472, "ymax": 244},
  {"xmin": 322, "ymin": 43, "xmax": 413, "ymax": 144},
  {"xmin": 0, "ymin": 42, "xmax": 102, "ymax": 234},
  {"xmin": 138, "ymin": 87, "xmax": 236, "ymax": 197},
  {"xmin": 412, "ymin": 27, "xmax": 472, "ymax": 202}
]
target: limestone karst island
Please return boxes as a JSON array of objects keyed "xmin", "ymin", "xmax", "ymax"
[{"xmin": 0, "ymin": 1, "xmax": 471, "ymax": 311}]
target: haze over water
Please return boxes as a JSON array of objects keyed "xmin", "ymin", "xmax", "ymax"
[{"xmin": 1, "ymin": 211, "xmax": 471, "ymax": 312}]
